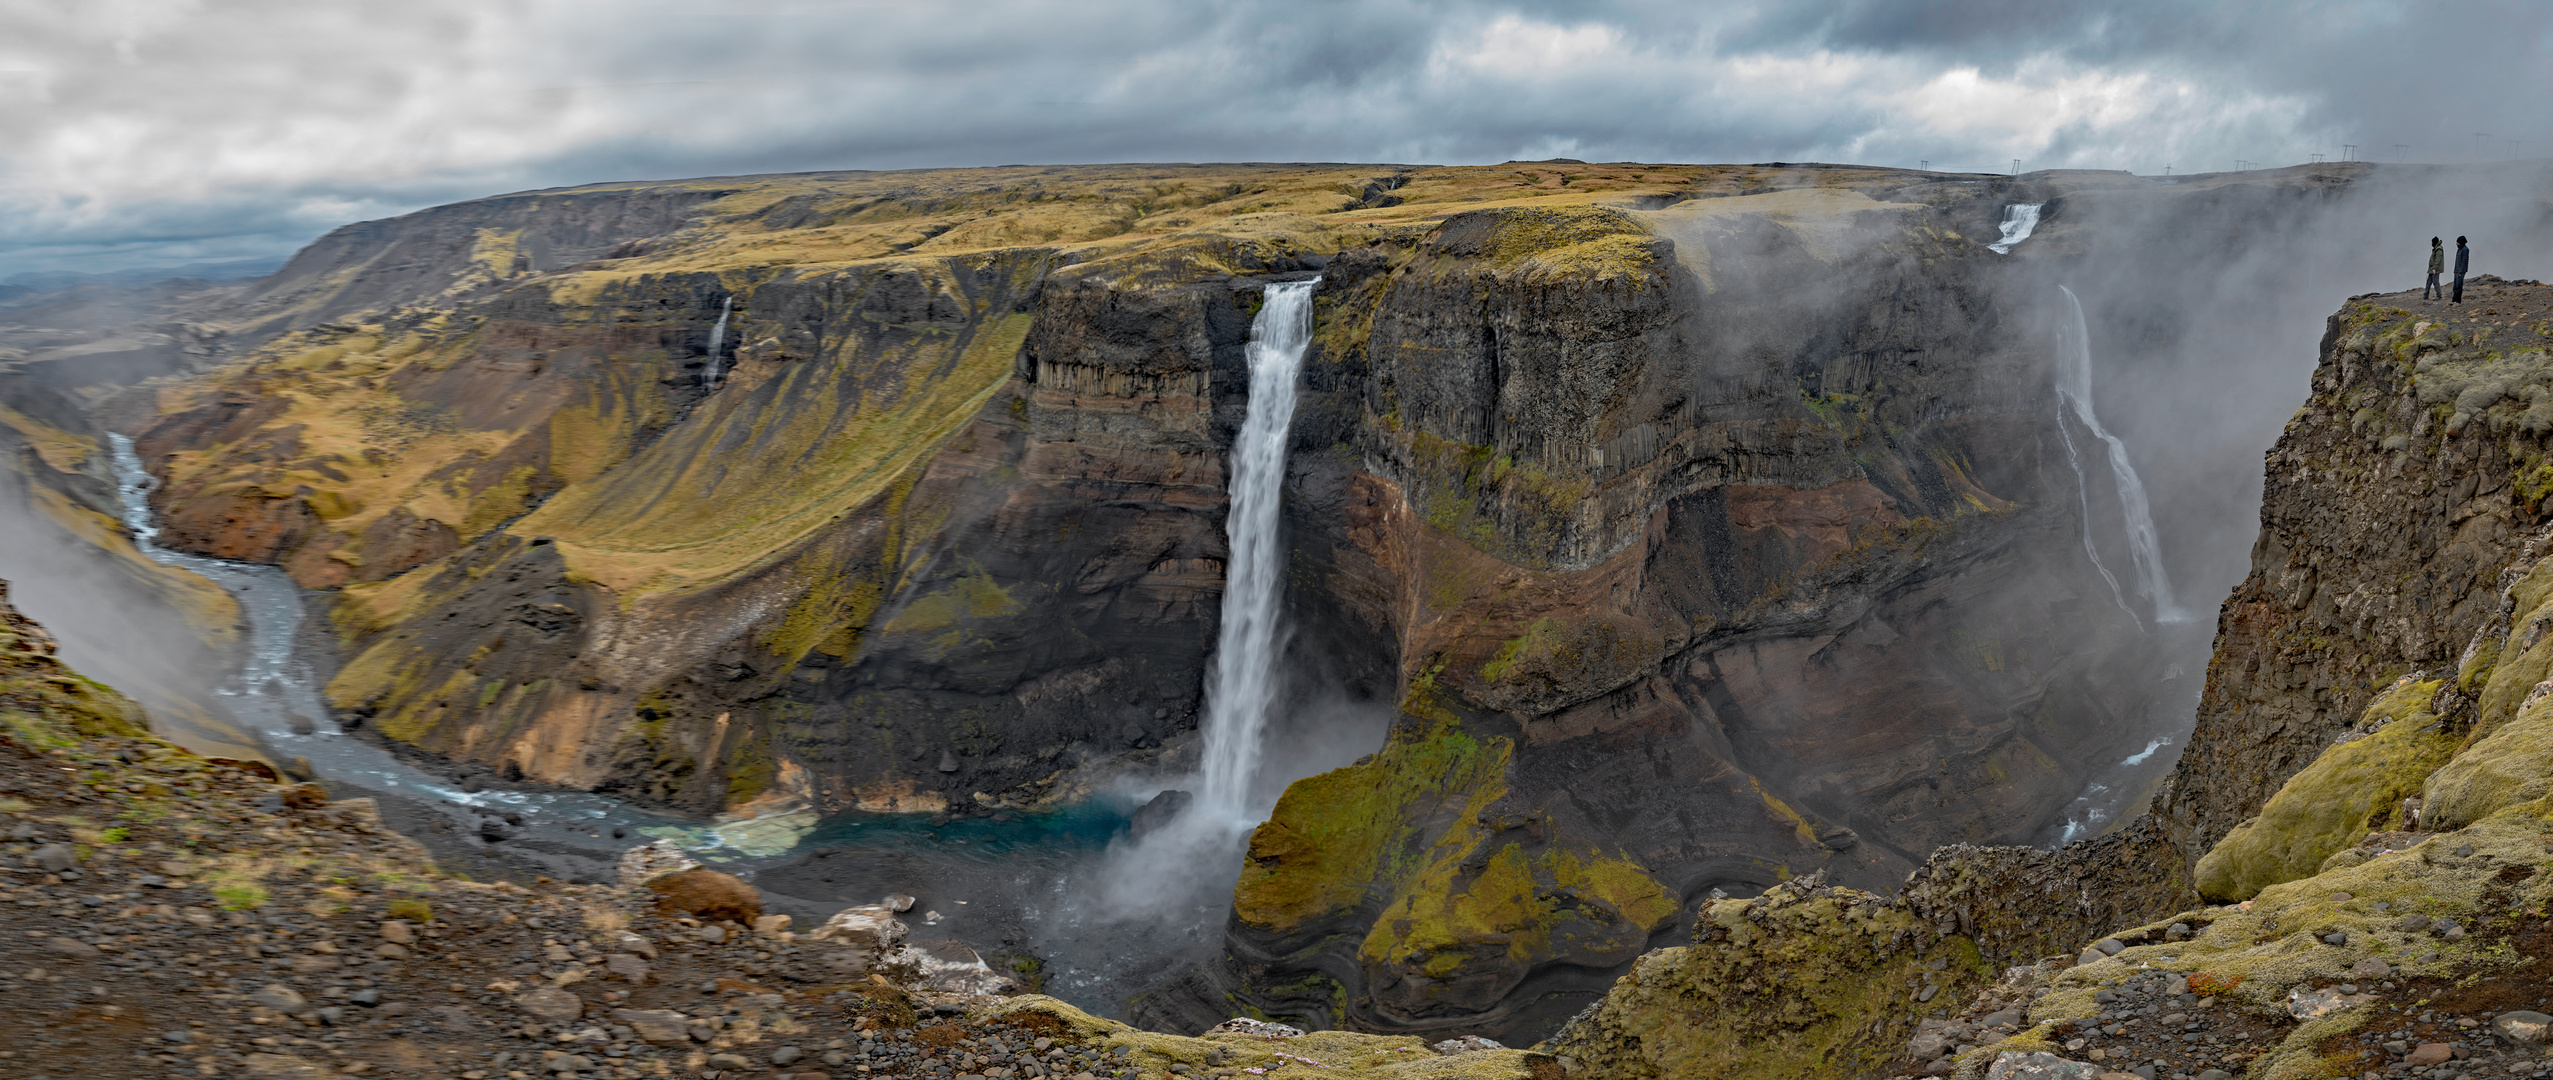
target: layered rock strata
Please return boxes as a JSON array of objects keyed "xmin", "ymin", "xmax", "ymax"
[{"xmin": 96, "ymin": 163, "xmax": 2196, "ymax": 1037}]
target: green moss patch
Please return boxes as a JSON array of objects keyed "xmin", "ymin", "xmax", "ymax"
[
  {"xmin": 2193, "ymin": 677, "xmax": 2457, "ymax": 902},
  {"xmin": 1233, "ymin": 725, "xmax": 1508, "ymax": 934}
]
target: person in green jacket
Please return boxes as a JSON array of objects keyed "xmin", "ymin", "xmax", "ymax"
[{"xmin": 2426, "ymin": 237, "xmax": 2445, "ymax": 300}]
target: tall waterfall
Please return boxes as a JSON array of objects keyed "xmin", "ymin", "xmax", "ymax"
[
  {"xmin": 703, "ymin": 296, "xmax": 733, "ymax": 390},
  {"xmin": 2055, "ymin": 285, "xmax": 2185, "ymax": 624},
  {"xmin": 1989, "ymin": 203, "xmax": 2043, "ymax": 254},
  {"xmin": 1197, "ymin": 280, "xmax": 1317, "ymax": 814}
]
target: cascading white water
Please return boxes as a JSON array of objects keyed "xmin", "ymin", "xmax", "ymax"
[
  {"xmin": 2056, "ymin": 285, "xmax": 2186, "ymax": 624},
  {"xmin": 2051, "ymin": 401, "xmax": 2138, "ymax": 622},
  {"xmin": 1196, "ymin": 279, "xmax": 1317, "ymax": 814},
  {"xmin": 703, "ymin": 296, "xmax": 733, "ymax": 390},
  {"xmin": 1989, "ymin": 203, "xmax": 2043, "ymax": 254}
]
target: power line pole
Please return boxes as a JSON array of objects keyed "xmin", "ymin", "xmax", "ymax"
[
  {"xmin": 1919, "ymin": 160, "xmax": 1928, "ymax": 172},
  {"xmin": 2394, "ymin": 143, "xmax": 2408, "ymax": 162},
  {"xmin": 2311, "ymin": 153, "xmax": 2324, "ymax": 164},
  {"xmin": 2342, "ymin": 144, "xmax": 2357, "ymax": 162},
  {"xmin": 2011, "ymin": 158, "xmax": 2021, "ymax": 175}
]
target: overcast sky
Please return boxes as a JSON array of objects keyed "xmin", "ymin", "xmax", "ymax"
[{"xmin": 1, "ymin": 0, "xmax": 2546, "ymax": 278}]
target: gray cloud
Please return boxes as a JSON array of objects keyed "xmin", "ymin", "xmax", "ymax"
[{"xmin": 1, "ymin": 0, "xmax": 2545, "ymax": 276}]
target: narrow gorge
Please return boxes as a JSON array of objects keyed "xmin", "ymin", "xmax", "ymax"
[{"xmin": 5, "ymin": 158, "xmax": 2551, "ymax": 1078}]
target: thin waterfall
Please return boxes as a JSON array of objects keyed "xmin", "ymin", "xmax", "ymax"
[
  {"xmin": 1196, "ymin": 279, "xmax": 1318, "ymax": 814},
  {"xmin": 2053, "ymin": 409, "xmax": 2139, "ymax": 623},
  {"xmin": 703, "ymin": 296, "xmax": 733, "ymax": 391},
  {"xmin": 1989, "ymin": 203, "xmax": 2043, "ymax": 254},
  {"xmin": 2056, "ymin": 285, "xmax": 2186, "ymax": 624}
]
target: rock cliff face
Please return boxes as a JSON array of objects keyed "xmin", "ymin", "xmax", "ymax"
[
  {"xmin": 1540, "ymin": 278, "xmax": 2553, "ymax": 1080},
  {"xmin": 2159, "ymin": 278, "xmax": 2553, "ymax": 860},
  {"xmin": 62, "ymin": 162, "xmax": 2201, "ymax": 1039}
]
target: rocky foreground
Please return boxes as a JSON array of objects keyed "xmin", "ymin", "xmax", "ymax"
[{"xmin": 0, "ymin": 579, "xmax": 1554, "ymax": 1080}]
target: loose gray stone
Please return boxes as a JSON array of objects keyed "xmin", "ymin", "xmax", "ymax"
[
  {"xmin": 250, "ymin": 983, "xmax": 308, "ymax": 1012},
  {"xmin": 516, "ymin": 986, "xmax": 584, "ymax": 1023},
  {"xmin": 2496, "ymin": 1010, "xmax": 2553, "ymax": 1049},
  {"xmin": 29, "ymin": 844, "xmax": 73, "ymax": 872},
  {"xmin": 771, "ymin": 1046, "xmax": 805, "ymax": 1065},
  {"xmin": 1982, "ymin": 1050, "xmax": 2098, "ymax": 1080},
  {"xmin": 2093, "ymin": 938, "xmax": 2126, "ymax": 955},
  {"xmin": 613, "ymin": 1008, "xmax": 692, "ymax": 1044}
]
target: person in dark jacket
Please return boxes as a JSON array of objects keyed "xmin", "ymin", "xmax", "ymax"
[
  {"xmin": 2453, "ymin": 236, "xmax": 2470, "ymax": 304},
  {"xmin": 2427, "ymin": 237, "xmax": 2445, "ymax": 300}
]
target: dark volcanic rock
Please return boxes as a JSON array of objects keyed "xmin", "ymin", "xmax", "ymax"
[{"xmin": 1128, "ymin": 789, "xmax": 1192, "ymax": 838}]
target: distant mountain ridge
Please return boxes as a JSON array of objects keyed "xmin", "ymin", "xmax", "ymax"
[{"xmin": 2, "ymin": 254, "xmax": 287, "ymax": 291}]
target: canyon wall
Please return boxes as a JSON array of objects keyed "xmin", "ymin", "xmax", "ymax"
[{"xmin": 24, "ymin": 162, "xmax": 2251, "ymax": 1040}]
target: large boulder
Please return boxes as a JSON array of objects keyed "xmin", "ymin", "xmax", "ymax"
[
  {"xmin": 643, "ymin": 868, "xmax": 761, "ymax": 922},
  {"xmin": 616, "ymin": 840, "xmax": 702, "ymax": 888}
]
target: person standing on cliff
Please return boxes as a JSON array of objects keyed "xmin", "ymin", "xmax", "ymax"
[
  {"xmin": 2453, "ymin": 236, "xmax": 2471, "ymax": 304},
  {"xmin": 2426, "ymin": 237, "xmax": 2446, "ymax": 300}
]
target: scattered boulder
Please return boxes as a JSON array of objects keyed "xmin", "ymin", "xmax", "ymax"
[
  {"xmin": 604, "ymin": 953, "xmax": 650, "ymax": 982},
  {"xmin": 643, "ymin": 868, "xmax": 761, "ymax": 922},
  {"xmin": 1128, "ymin": 789, "xmax": 1192, "ymax": 838},
  {"xmin": 1984, "ymin": 1052, "xmax": 2097, "ymax": 1079},
  {"xmin": 752, "ymin": 913, "xmax": 792, "ymax": 938},
  {"xmin": 615, "ymin": 839, "xmax": 700, "ymax": 889},
  {"xmin": 612, "ymin": 931, "xmax": 658, "ymax": 959},
  {"xmin": 1207, "ymin": 1018, "xmax": 1303, "ymax": 1038},
  {"xmin": 29, "ymin": 842, "xmax": 73, "ymax": 872},
  {"xmin": 612, "ymin": 1008, "xmax": 692, "ymax": 1044},
  {"xmin": 1431, "ymin": 1036, "xmax": 1503, "ymax": 1054},
  {"xmin": 811, "ymin": 905, "xmax": 908, "ymax": 952},
  {"xmin": 250, "ymin": 983, "xmax": 309, "ymax": 1013},
  {"xmin": 379, "ymin": 919, "xmax": 415, "ymax": 945},
  {"xmin": 2497, "ymin": 1010, "xmax": 2553, "ymax": 1050},
  {"xmin": 515, "ymin": 986, "xmax": 585, "ymax": 1023},
  {"xmin": 44, "ymin": 936, "xmax": 99, "ymax": 958}
]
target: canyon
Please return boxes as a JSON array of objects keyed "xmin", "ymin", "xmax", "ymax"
[{"xmin": 6, "ymin": 157, "xmax": 2551, "ymax": 1066}]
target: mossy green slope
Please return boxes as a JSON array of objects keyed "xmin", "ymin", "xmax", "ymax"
[
  {"xmin": 2191, "ymin": 675, "xmax": 2459, "ymax": 901},
  {"xmin": 1541, "ymin": 878, "xmax": 1990, "ymax": 1080}
]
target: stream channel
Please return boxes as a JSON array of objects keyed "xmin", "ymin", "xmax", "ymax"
[{"xmin": 104, "ymin": 434, "xmax": 1248, "ymax": 1017}]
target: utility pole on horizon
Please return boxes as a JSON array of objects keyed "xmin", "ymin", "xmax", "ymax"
[
  {"xmin": 2342, "ymin": 144, "xmax": 2357, "ymax": 162},
  {"xmin": 2010, "ymin": 158, "xmax": 2020, "ymax": 175},
  {"xmin": 2395, "ymin": 143, "xmax": 2409, "ymax": 162}
]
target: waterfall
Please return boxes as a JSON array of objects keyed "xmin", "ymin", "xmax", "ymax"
[
  {"xmin": 703, "ymin": 296, "xmax": 733, "ymax": 391},
  {"xmin": 2056, "ymin": 285, "xmax": 2186, "ymax": 624},
  {"xmin": 1989, "ymin": 203, "xmax": 2043, "ymax": 254},
  {"xmin": 1196, "ymin": 279, "xmax": 1317, "ymax": 815}
]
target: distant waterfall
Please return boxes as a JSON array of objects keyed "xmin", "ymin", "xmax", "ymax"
[
  {"xmin": 1989, "ymin": 203, "xmax": 2043, "ymax": 254},
  {"xmin": 2056, "ymin": 285, "xmax": 2185, "ymax": 625},
  {"xmin": 1196, "ymin": 280, "xmax": 1318, "ymax": 814},
  {"xmin": 703, "ymin": 296, "xmax": 733, "ymax": 391}
]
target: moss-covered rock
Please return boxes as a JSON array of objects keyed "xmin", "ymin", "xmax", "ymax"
[
  {"xmin": 2191, "ymin": 676, "xmax": 2457, "ymax": 902},
  {"xmin": 1541, "ymin": 877, "xmax": 1991, "ymax": 1080},
  {"xmin": 977, "ymin": 995, "xmax": 1551, "ymax": 1079},
  {"xmin": 2423, "ymin": 685, "xmax": 2553, "ymax": 828},
  {"xmin": 2029, "ymin": 795, "xmax": 2553, "ymax": 1080}
]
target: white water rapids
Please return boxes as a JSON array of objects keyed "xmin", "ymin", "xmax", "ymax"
[{"xmin": 1989, "ymin": 203, "xmax": 2043, "ymax": 254}]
